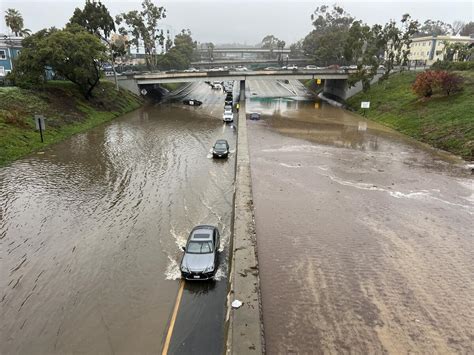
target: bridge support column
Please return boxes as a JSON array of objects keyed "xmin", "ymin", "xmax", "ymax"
[
  {"xmin": 240, "ymin": 80, "xmax": 246, "ymax": 101},
  {"xmin": 323, "ymin": 79, "xmax": 348, "ymax": 101}
]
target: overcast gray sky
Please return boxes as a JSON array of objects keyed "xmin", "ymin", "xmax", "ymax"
[{"xmin": 1, "ymin": 0, "xmax": 473, "ymax": 44}]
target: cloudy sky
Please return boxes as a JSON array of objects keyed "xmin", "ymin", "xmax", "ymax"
[{"xmin": 1, "ymin": 0, "xmax": 473, "ymax": 44}]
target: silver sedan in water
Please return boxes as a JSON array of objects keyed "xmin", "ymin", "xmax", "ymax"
[{"xmin": 180, "ymin": 225, "xmax": 220, "ymax": 280}]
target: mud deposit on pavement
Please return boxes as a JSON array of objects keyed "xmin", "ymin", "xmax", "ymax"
[{"xmin": 247, "ymin": 97, "xmax": 473, "ymax": 354}]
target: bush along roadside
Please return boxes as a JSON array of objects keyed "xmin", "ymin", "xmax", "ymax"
[
  {"xmin": 0, "ymin": 80, "xmax": 143, "ymax": 167},
  {"xmin": 347, "ymin": 71, "xmax": 474, "ymax": 161}
]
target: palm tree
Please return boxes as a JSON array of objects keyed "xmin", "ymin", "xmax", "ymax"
[
  {"xmin": 4, "ymin": 8, "xmax": 24, "ymax": 36},
  {"xmin": 19, "ymin": 28, "xmax": 31, "ymax": 37}
]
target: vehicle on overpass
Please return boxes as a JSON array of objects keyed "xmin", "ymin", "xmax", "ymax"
[
  {"xmin": 212, "ymin": 139, "xmax": 230, "ymax": 159},
  {"xmin": 183, "ymin": 99, "xmax": 202, "ymax": 106},
  {"xmin": 180, "ymin": 225, "xmax": 220, "ymax": 280}
]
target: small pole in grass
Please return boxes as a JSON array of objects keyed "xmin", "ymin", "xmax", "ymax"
[
  {"xmin": 361, "ymin": 101, "xmax": 370, "ymax": 117},
  {"xmin": 34, "ymin": 114, "xmax": 46, "ymax": 143}
]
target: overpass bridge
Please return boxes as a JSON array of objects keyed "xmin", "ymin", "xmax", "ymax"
[
  {"xmin": 196, "ymin": 47, "xmax": 291, "ymax": 54},
  {"xmin": 118, "ymin": 69, "xmax": 355, "ymax": 100},
  {"xmin": 191, "ymin": 59, "xmax": 309, "ymax": 68}
]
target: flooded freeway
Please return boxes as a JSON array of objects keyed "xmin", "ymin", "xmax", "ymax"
[
  {"xmin": 245, "ymin": 85, "xmax": 473, "ymax": 354},
  {"xmin": 0, "ymin": 82, "xmax": 236, "ymax": 354}
]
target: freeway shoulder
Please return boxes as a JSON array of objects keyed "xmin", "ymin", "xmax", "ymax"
[{"xmin": 226, "ymin": 101, "xmax": 264, "ymax": 354}]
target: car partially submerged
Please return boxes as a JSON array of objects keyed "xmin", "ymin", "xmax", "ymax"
[
  {"xmin": 212, "ymin": 139, "xmax": 230, "ymax": 158},
  {"xmin": 249, "ymin": 112, "xmax": 261, "ymax": 120},
  {"xmin": 223, "ymin": 110, "xmax": 234, "ymax": 122},
  {"xmin": 183, "ymin": 99, "xmax": 202, "ymax": 106},
  {"xmin": 180, "ymin": 225, "xmax": 220, "ymax": 280}
]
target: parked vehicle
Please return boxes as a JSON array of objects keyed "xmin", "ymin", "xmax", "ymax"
[
  {"xmin": 180, "ymin": 225, "xmax": 220, "ymax": 280},
  {"xmin": 183, "ymin": 99, "xmax": 203, "ymax": 106},
  {"xmin": 184, "ymin": 67, "xmax": 199, "ymax": 72},
  {"xmin": 235, "ymin": 66, "xmax": 248, "ymax": 71},
  {"xmin": 212, "ymin": 84, "xmax": 222, "ymax": 90},
  {"xmin": 225, "ymin": 98, "xmax": 233, "ymax": 106},
  {"xmin": 212, "ymin": 139, "xmax": 230, "ymax": 158},
  {"xmin": 285, "ymin": 65, "xmax": 298, "ymax": 70},
  {"xmin": 264, "ymin": 67, "xmax": 279, "ymax": 71},
  {"xmin": 249, "ymin": 112, "xmax": 261, "ymax": 120},
  {"xmin": 304, "ymin": 65, "xmax": 318, "ymax": 70}
]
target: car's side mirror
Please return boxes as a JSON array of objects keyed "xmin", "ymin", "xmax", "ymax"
[{"xmin": 182, "ymin": 246, "xmax": 186, "ymax": 252}]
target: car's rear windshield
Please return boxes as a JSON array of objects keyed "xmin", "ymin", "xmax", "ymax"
[{"xmin": 187, "ymin": 241, "xmax": 213, "ymax": 254}]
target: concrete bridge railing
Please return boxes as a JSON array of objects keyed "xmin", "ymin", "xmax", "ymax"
[{"xmin": 116, "ymin": 69, "xmax": 356, "ymax": 100}]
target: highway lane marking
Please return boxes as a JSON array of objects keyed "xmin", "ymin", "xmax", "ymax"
[{"xmin": 162, "ymin": 280, "xmax": 185, "ymax": 355}]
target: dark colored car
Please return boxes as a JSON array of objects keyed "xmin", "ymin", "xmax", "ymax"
[
  {"xmin": 183, "ymin": 99, "xmax": 203, "ymax": 106},
  {"xmin": 225, "ymin": 98, "xmax": 233, "ymax": 105},
  {"xmin": 249, "ymin": 112, "xmax": 261, "ymax": 120},
  {"xmin": 212, "ymin": 139, "xmax": 230, "ymax": 157},
  {"xmin": 180, "ymin": 225, "xmax": 220, "ymax": 280}
]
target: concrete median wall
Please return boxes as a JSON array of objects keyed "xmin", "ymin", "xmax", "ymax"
[{"xmin": 225, "ymin": 91, "xmax": 264, "ymax": 354}]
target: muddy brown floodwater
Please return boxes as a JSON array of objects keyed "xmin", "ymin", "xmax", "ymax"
[
  {"xmin": 0, "ymin": 82, "xmax": 236, "ymax": 354},
  {"xmin": 246, "ymin": 92, "xmax": 473, "ymax": 354}
]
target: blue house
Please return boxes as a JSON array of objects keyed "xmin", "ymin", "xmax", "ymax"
[{"xmin": 0, "ymin": 35, "xmax": 23, "ymax": 77}]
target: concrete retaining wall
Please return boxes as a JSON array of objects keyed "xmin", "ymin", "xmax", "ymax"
[{"xmin": 225, "ymin": 93, "xmax": 264, "ymax": 354}]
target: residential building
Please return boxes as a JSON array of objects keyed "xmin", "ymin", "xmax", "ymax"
[
  {"xmin": 406, "ymin": 35, "xmax": 473, "ymax": 66},
  {"xmin": 0, "ymin": 34, "xmax": 22, "ymax": 76}
]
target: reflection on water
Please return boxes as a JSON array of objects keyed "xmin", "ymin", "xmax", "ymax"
[{"xmin": 248, "ymin": 98, "xmax": 381, "ymax": 152}]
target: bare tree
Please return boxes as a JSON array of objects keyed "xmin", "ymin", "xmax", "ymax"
[{"xmin": 452, "ymin": 21, "xmax": 465, "ymax": 35}]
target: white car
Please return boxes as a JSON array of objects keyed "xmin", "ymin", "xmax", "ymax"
[
  {"xmin": 304, "ymin": 65, "xmax": 318, "ymax": 70},
  {"xmin": 223, "ymin": 110, "xmax": 233, "ymax": 122},
  {"xmin": 209, "ymin": 67, "xmax": 224, "ymax": 72},
  {"xmin": 235, "ymin": 66, "xmax": 248, "ymax": 71},
  {"xmin": 212, "ymin": 84, "xmax": 222, "ymax": 90},
  {"xmin": 184, "ymin": 67, "xmax": 199, "ymax": 72},
  {"xmin": 286, "ymin": 65, "xmax": 298, "ymax": 70}
]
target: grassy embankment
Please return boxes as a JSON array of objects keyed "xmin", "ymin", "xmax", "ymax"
[
  {"xmin": 0, "ymin": 80, "xmax": 143, "ymax": 167},
  {"xmin": 347, "ymin": 71, "xmax": 474, "ymax": 161}
]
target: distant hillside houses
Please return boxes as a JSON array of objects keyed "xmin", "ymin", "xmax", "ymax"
[{"xmin": 0, "ymin": 34, "xmax": 22, "ymax": 77}]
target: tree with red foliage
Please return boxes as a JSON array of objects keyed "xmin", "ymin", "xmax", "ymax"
[
  {"xmin": 412, "ymin": 70, "xmax": 463, "ymax": 98},
  {"xmin": 438, "ymin": 71, "xmax": 463, "ymax": 96},
  {"xmin": 412, "ymin": 71, "xmax": 437, "ymax": 98}
]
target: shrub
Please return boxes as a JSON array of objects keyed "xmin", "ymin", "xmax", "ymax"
[
  {"xmin": 431, "ymin": 60, "xmax": 474, "ymax": 71},
  {"xmin": 412, "ymin": 71, "xmax": 438, "ymax": 97},
  {"xmin": 438, "ymin": 71, "xmax": 464, "ymax": 95},
  {"xmin": 412, "ymin": 70, "xmax": 463, "ymax": 98}
]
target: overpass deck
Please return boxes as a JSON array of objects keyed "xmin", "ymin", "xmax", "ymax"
[{"xmin": 133, "ymin": 70, "xmax": 354, "ymax": 84}]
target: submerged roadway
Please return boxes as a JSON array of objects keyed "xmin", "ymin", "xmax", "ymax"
[{"xmin": 1, "ymin": 79, "xmax": 472, "ymax": 354}]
